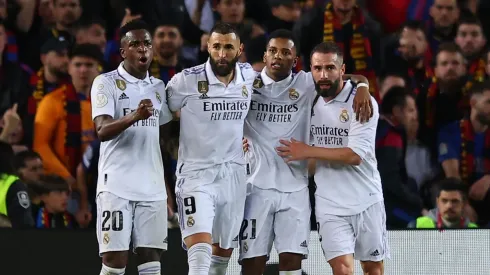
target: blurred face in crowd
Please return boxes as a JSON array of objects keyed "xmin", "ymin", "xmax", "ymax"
[
  {"xmin": 39, "ymin": 0, "xmax": 55, "ymax": 25},
  {"xmin": 42, "ymin": 190, "xmax": 69, "ymax": 213},
  {"xmin": 41, "ymin": 49, "xmax": 69, "ymax": 78},
  {"xmin": 310, "ymin": 52, "xmax": 345, "ymax": 98},
  {"xmin": 52, "ymin": 0, "xmax": 82, "ymax": 28},
  {"xmin": 455, "ymin": 23, "xmax": 486, "ymax": 58},
  {"xmin": 264, "ymin": 37, "xmax": 297, "ymax": 80},
  {"xmin": 217, "ymin": 0, "xmax": 245, "ymax": 24},
  {"xmin": 393, "ymin": 95, "xmax": 418, "ymax": 129},
  {"xmin": 380, "ymin": 77, "xmax": 406, "ymax": 99},
  {"xmin": 120, "ymin": 29, "xmax": 153, "ymax": 73},
  {"xmin": 76, "ymin": 23, "xmax": 107, "ymax": 52},
  {"xmin": 0, "ymin": 24, "xmax": 5, "ymax": 55},
  {"xmin": 398, "ymin": 27, "xmax": 428, "ymax": 63},
  {"xmin": 68, "ymin": 56, "xmax": 100, "ymax": 90},
  {"xmin": 208, "ymin": 32, "xmax": 242, "ymax": 77},
  {"xmin": 471, "ymin": 89, "xmax": 490, "ymax": 126},
  {"xmin": 153, "ymin": 25, "xmax": 183, "ymax": 59},
  {"xmin": 332, "ymin": 0, "xmax": 356, "ymax": 14},
  {"xmin": 0, "ymin": 0, "xmax": 6, "ymax": 19},
  {"xmin": 18, "ymin": 157, "xmax": 44, "ymax": 182},
  {"xmin": 271, "ymin": 3, "xmax": 302, "ymax": 22},
  {"xmin": 430, "ymin": 0, "xmax": 459, "ymax": 28},
  {"xmin": 435, "ymin": 50, "xmax": 466, "ymax": 85},
  {"xmin": 437, "ymin": 190, "xmax": 464, "ymax": 222}
]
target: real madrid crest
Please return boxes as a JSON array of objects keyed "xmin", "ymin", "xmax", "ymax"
[
  {"xmin": 253, "ymin": 77, "xmax": 263, "ymax": 88},
  {"xmin": 103, "ymin": 233, "xmax": 110, "ymax": 244},
  {"xmin": 187, "ymin": 216, "xmax": 195, "ymax": 227},
  {"xmin": 156, "ymin": 92, "xmax": 162, "ymax": 104},
  {"xmin": 289, "ymin": 88, "xmax": 299, "ymax": 100},
  {"xmin": 339, "ymin": 109, "xmax": 349, "ymax": 123},
  {"xmin": 242, "ymin": 85, "xmax": 248, "ymax": 98},
  {"xmin": 243, "ymin": 241, "xmax": 248, "ymax": 253},
  {"xmin": 115, "ymin": 79, "xmax": 126, "ymax": 91},
  {"xmin": 198, "ymin": 81, "xmax": 209, "ymax": 99}
]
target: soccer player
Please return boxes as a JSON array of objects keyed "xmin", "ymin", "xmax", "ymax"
[
  {"xmin": 165, "ymin": 23, "xmax": 256, "ymax": 275},
  {"xmin": 276, "ymin": 42, "xmax": 388, "ymax": 275},
  {"xmin": 91, "ymin": 20, "xmax": 173, "ymax": 275},
  {"xmin": 241, "ymin": 30, "xmax": 373, "ymax": 275}
]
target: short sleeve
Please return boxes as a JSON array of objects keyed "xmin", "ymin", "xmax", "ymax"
[
  {"xmin": 437, "ymin": 122, "xmax": 461, "ymax": 163},
  {"xmin": 347, "ymin": 97, "xmax": 379, "ymax": 160},
  {"xmin": 91, "ymin": 75, "xmax": 117, "ymax": 120},
  {"xmin": 166, "ymin": 72, "xmax": 187, "ymax": 112},
  {"xmin": 158, "ymin": 86, "xmax": 173, "ymax": 125}
]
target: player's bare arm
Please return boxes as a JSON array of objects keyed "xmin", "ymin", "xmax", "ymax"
[
  {"xmin": 94, "ymin": 99, "xmax": 153, "ymax": 141},
  {"xmin": 276, "ymin": 138, "xmax": 361, "ymax": 165},
  {"xmin": 343, "ymin": 74, "xmax": 373, "ymax": 123}
]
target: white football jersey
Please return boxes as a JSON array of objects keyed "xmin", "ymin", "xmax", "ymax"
[
  {"xmin": 311, "ymin": 80, "xmax": 383, "ymax": 216},
  {"xmin": 91, "ymin": 63, "xmax": 173, "ymax": 201},
  {"xmin": 244, "ymin": 69, "xmax": 316, "ymax": 192},
  {"xmin": 166, "ymin": 60, "xmax": 256, "ymax": 176}
]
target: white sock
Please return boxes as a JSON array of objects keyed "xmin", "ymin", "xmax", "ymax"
[
  {"xmin": 138, "ymin": 261, "xmax": 161, "ymax": 275},
  {"xmin": 188, "ymin": 243, "xmax": 212, "ymax": 275},
  {"xmin": 279, "ymin": 270, "xmax": 302, "ymax": 275},
  {"xmin": 99, "ymin": 264, "xmax": 126, "ymax": 275},
  {"xmin": 209, "ymin": 255, "xmax": 230, "ymax": 275}
]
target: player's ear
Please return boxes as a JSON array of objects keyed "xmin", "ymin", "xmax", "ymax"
[
  {"xmin": 238, "ymin": 43, "xmax": 244, "ymax": 57},
  {"xmin": 263, "ymin": 51, "xmax": 267, "ymax": 63},
  {"xmin": 340, "ymin": 63, "xmax": 346, "ymax": 76},
  {"xmin": 292, "ymin": 56, "xmax": 298, "ymax": 68},
  {"xmin": 119, "ymin": 48, "xmax": 126, "ymax": 59}
]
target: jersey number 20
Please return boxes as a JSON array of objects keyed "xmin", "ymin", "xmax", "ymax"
[{"xmin": 101, "ymin": 210, "xmax": 123, "ymax": 231}]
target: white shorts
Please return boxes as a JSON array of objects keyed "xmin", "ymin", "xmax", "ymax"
[
  {"xmin": 239, "ymin": 186, "xmax": 311, "ymax": 261},
  {"xmin": 315, "ymin": 200, "xmax": 389, "ymax": 262},
  {"xmin": 175, "ymin": 163, "xmax": 247, "ymax": 250},
  {"xmin": 96, "ymin": 192, "xmax": 168, "ymax": 255}
]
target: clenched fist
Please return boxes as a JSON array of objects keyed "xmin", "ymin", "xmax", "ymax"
[{"xmin": 134, "ymin": 99, "xmax": 153, "ymax": 121}]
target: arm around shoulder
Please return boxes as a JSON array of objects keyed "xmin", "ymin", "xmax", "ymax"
[
  {"xmin": 166, "ymin": 72, "xmax": 188, "ymax": 113},
  {"xmin": 347, "ymin": 97, "xmax": 379, "ymax": 160}
]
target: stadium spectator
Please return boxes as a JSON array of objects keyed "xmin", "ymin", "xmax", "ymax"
[
  {"xmin": 293, "ymin": 0, "xmax": 381, "ymax": 99},
  {"xmin": 408, "ymin": 178, "xmax": 477, "ymax": 228},
  {"xmin": 454, "ymin": 15, "xmax": 486, "ymax": 82},
  {"xmin": 378, "ymin": 72, "xmax": 407, "ymax": 99},
  {"xmin": 33, "ymin": 44, "xmax": 101, "ymax": 189},
  {"xmin": 425, "ymin": 0, "xmax": 460, "ymax": 54},
  {"xmin": 41, "ymin": 0, "xmax": 82, "ymax": 45},
  {"xmin": 13, "ymin": 150, "xmax": 44, "ymax": 205},
  {"xmin": 149, "ymin": 22, "xmax": 194, "ymax": 84},
  {"xmin": 31, "ymin": 174, "xmax": 78, "ymax": 229},
  {"xmin": 437, "ymin": 80, "xmax": 490, "ymax": 225},
  {"xmin": 0, "ymin": 104, "xmax": 27, "ymax": 153},
  {"xmin": 0, "ymin": 141, "xmax": 34, "ymax": 228},
  {"xmin": 264, "ymin": 0, "xmax": 302, "ymax": 32},
  {"xmin": 74, "ymin": 18, "xmax": 107, "ymax": 53},
  {"xmin": 21, "ymin": 37, "xmax": 71, "ymax": 148},
  {"xmin": 376, "ymin": 86, "xmax": 426, "ymax": 228}
]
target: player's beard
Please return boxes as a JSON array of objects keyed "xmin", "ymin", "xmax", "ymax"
[
  {"xmin": 476, "ymin": 111, "xmax": 490, "ymax": 126},
  {"xmin": 210, "ymin": 54, "xmax": 239, "ymax": 77},
  {"xmin": 315, "ymin": 78, "xmax": 340, "ymax": 98}
]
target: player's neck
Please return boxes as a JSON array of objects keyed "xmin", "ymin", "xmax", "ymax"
[
  {"xmin": 123, "ymin": 62, "xmax": 146, "ymax": 80},
  {"xmin": 265, "ymin": 68, "xmax": 289, "ymax": 82},
  {"xmin": 216, "ymin": 69, "xmax": 235, "ymax": 86},
  {"xmin": 470, "ymin": 110, "xmax": 488, "ymax": 133},
  {"xmin": 156, "ymin": 54, "xmax": 178, "ymax": 67}
]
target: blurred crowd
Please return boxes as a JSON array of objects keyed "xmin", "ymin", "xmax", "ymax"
[{"xmin": 0, "ymin": 0, "xmax": 490, "ymax": 230}]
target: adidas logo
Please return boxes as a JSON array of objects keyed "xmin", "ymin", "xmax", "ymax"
[
  {"xmin": 163, "ymin": 237, "xmax": 168, "ymax": 243},
  {"xmin": 232, "ymin": 235, "xmax": 239, "ymax": 242},
  {"xmin": 300, "ymin": 240, "xmax": 307, "ymax": 248},
  {"xmin": 370, "ymin": 249, "xmax": 379, "ymax": 257},
  {"xmin": 252, "ymin": 89, "xmax": 262, "ymax": 95},
  {"xmin": 118, "ymin": 93, "xmax": 129, "ymax": 100}
]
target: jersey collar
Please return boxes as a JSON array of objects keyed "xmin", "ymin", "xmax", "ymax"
[
  {"xmin": 332, "ymin": 80, "xmax": 354, "ymax": 103},
  {"xmin": 205, "ymin": 59, "xmax": 244, "ymax": 86},
  {"xmin": 117, "ymin": 62, "xmax": 151, "ymax": 84},
  {"xmin": 260, "ymin": 68, "xmax": 293, "ymax": 86}
]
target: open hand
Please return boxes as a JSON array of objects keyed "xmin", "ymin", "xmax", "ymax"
[
  {"xmin": 352, "ymin": 85, "xmax": 373, "ymax": 123},
  {"xmin": 276, "ymin": 138, "xmax": 311, "ymax": 162}
]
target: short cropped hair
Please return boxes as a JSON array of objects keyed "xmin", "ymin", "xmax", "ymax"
[
  {"xmin": 70, "ymin": 43, "xmax": 104, "ymax": 64},
  {"xmin": 380, "ymin": 86, "xmax": 416, "ymax": 115},
  {"xmin": 119, "ymin": 19, "xmax": 151, "ymax": 43},
  {"xmin": 210, "ymin": 22, "xmax": 240, "ymax": 40},
  {"xmin": 310, "ymin": 42, "xmax": 343, "ymax": 64}
]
